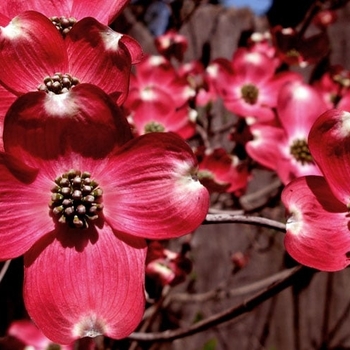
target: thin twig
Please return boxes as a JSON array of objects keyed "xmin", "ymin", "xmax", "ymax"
[
  {"xmin": 0, "ymin": 260, "xmax": 11, "ymax": 283},
  {"xmin": 166, "ymin": 266, "xmax": 299, "ymax": 303},
  {"xmin": 128, "ymin": 265, "xmax": 307, "ymax": 342},
  {"xmin": 203, "ymin": 213, "xmax": 286, "ymax": 233}
]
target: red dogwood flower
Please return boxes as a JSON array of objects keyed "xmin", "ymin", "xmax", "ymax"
[
  {"xmin": 0, "ymin": 131, "xmax": 209, "ymax": 344},
  {"xmin": 282, "ymin": 109, "xmax": 350, "ymax": 271},
  {"xmin": 0, "ymin": 11, "xmax": 142, "ymax": 104}
]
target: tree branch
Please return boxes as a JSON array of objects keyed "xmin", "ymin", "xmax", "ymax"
[
  {"xmin": 0, "ymin": 260, "xmax": 11, "ymax": 283},
  {"xmin": 203, "ymin": 213, "xmax": 286, "ymax": 233},
  {"xmin": 166, "ymin": 266, "xmax": 300, "ymax": 303},
  {"xmin": 128, "ymin": 265, "xmax": 309, "ymax": 342}
]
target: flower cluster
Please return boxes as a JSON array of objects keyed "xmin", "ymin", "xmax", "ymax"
[
  {"xmin": 2, "ymin": 0, "xmax": 350, "ymax": 347},
  {"xmin": 0, "ymin": 0, "xmax": 210, "ymax": 346}
]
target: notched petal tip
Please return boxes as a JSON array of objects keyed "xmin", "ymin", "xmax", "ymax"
[{"xmin": 73, "ymin": 313, "xmax": 106, "ymax": 338}]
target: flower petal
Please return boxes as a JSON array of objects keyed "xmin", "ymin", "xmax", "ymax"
[
  {"xmin": 246, "ymin": 124, "xmax": 286, "ymax": 171},
  {"xmin": 308, "ymin": 109, "xmax": 350, "ymax": 205},
  {"xmin": 276, "ymin": 80, "xmax": 328, "ymax": 139},
  {"xmin": 24, "ymin": 224, "xmax": 147, "ymax": 344},
  {"xmin": 0, "ymin": 11, "xmax": 67, "ymax": 94},
  {"xmin": 3, "ymin": 84, "xmax": 133, "ymax": 165},
  {"xmin": 282, "ymin": 176, "xmax": 350, "ymax": 271},
  {"xmin": 232, "ymin": 48, "xmax": 275, "ymax": 83},
  {"xmin": 66, "ymin": 18, "xmax": 142, "ymax": 105},
  {"xmin": 100, "ymin": 132, "xmax": 210, "ymax": 239},
  {"xmin": 0, "ymin": 153, "xmax": 55, "ymax": 260}
]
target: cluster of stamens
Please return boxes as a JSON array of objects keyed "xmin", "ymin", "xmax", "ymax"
[
  {"xmin": 37, "ymin": 73, "xmax": 80, "ymax": 94},
  {"xmin": 286, "ymin": 48, "xmax": 301, "ymax": 58},
  {"xmin": 144, "ymin": 121, "xmax": 166, "ymax": 133},
  {"xmin": 50, "ymin": 170, "xmax": 103, "ymax": 229},
  {"xmin": 241, "ymin": 84, "xmax": 259, "ymax": 105},
  {"xmin": 290, "ymin": 139, "xmax": 314, "ymax": 165},
  {"xmin": 50, "ymin": 16, "xmax": 77, "ymax": 36}
]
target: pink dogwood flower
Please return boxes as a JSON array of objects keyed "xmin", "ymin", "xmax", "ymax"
[
  {"xmin": 208, "ymin": 48, "xmax": 302, "ymax": 122},
  {"xmin": 4, "ymin": 319, "xmax": 76, "ymax": 350},
  {"xmin": 154, "ymin": 29, "xmax": 188, "ymax": 62},
  {"xmin": 282, "ymin": 109, "xmax": 350, "ymax": 271},
  {"xmin": 145, "ymin": 241, "xmax": 192, "ymax": 287},
  {"xmin": 124, "ymin": 55, "xmax": 197, "ymax": 139},
  {"xmin": 246, "ymin": 80, "xmax": 328, "ymax": 184},
  {"xmin": 197, "ymin": 147, "xmax": 250, "ymax": 195},
  {"xmin": 0, "ymin": 130, "xmax": 209, "ymax": 344}
]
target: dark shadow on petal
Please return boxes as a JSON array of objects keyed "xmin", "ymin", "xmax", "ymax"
[
  {"xmin": 111, "ymin": 228, "xmax": 147, "ymax": 250},
  {"xmin": 0, "ymin": 153, "xmax": 39, "ymax": 184},
  {"xmin": 55, "ymin": 224, "xmax": 99, "ymax": 252},
  {"xmin": 24, "ymin": 230, "xmax": 56, "ymax": 268},
  {"xmin": 305, "ymin": 176, "xmax": 348, "ymax": 213}
]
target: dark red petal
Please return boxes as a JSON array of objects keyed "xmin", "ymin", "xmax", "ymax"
[
  {"xmin": 282, "ymin": 176, "xmax": 350, "ymax": 271},
  {"xmin": 308, "ymin": 109, "xmax": 350, "ymax": 205},
  {"xmin": 0, "ymin": 11, "xmax": 67, "ymax": 94},
  {"xmin": 100, "ymin": 132, "xmax": 210, "ymax": 239},
  {"xmin": 24, "ymin": 224, "xmax": 147, "ymax": 344},
  {"xmin": 3, "ymin": 84, "xmax": 133, "ymax": 166}
]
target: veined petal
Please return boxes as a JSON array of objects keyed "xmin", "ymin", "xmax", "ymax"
[
  {"xmin": 3, "ymin": 84, "xmax": 133, "ymax": 165},
  {"xmin": 100, "ymin": 132, "xmax": 210, "ymax": 239},
  {"xmin": 308, "ymin": 109, "xmax": 350, "ymax": 205},
  {"xmin": 24, "ymin": 224, "xmax": 147, "ymax": 344},
  {"xmin": 0, "ymin": 11, "xmax": 67, "ymax": 94},
  {"xmin": 282, "ymin": 176, "xmax": 350, "ymax": 271},
  {"xmin": 0, "ymin": 153, "xmax": 55, "ymax": 260},
  {"xmin": 66, "ymin": 18, "xmax": 142, "ymax": 105}
]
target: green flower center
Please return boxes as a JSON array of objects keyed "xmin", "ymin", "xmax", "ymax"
[
  {"xmin": 50, "ymin": 170, "xmax": 103, "ymax": 229},
  {"xmin": 290, "ymin": 138, "xmax": 314, "ymax": 165},
  {"xmin": 241, "ymin": 84, "xmax": 259, "ymax": 105},
  {"xmin": 50, "ymin": 16, "xmax": 77, "ymax": 36},
  {"xmin": 144, "ymin": 121, "xmax": 166, "ymax": 133},
  {"xmin": 37, "ymin": 72, "xmax": 80, "ymax": 94}
]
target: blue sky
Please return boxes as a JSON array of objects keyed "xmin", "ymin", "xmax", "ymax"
[{"xmin": 219, "ymin": 0, "xmax": 273, "ymax": 15}]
